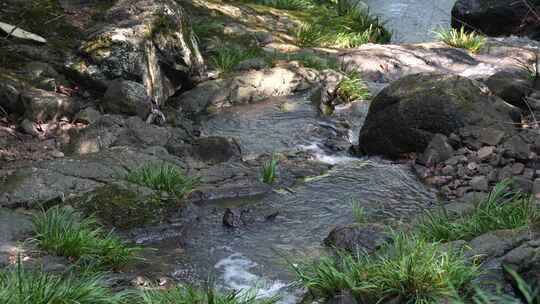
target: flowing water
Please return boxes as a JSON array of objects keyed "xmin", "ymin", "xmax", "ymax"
[
  {"xmin": 137, "ymin": 95, "xmax": 437, "ymax": 302},
  {"xmin": 363, "ymin": 0, "xmax": 456, "ymax": 43}
]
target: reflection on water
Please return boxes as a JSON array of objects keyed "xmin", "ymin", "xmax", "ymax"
[{"xmin": 363, "ymin": 0, "xmax": 457, "ymax": 43}]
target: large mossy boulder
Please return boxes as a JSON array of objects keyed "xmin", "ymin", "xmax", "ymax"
[
  {"xmin": 69, "ymin": 0, "xmax": 204, "ymax": 105},
  {"xmin": 356, "ymin": 73, "xmax": 520, "ymax": 158},
  {"xmin": 451, "ymin": 0, "xmax": 536, "ymax": 37}
]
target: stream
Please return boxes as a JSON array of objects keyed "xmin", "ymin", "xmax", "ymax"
[
  {"xmin": 135, "ymin": 94, "xmax": 437, "ymax": 303},
  {"xmin": 133, "ymin": 1, "xmax": 456, "ymax": 302}
]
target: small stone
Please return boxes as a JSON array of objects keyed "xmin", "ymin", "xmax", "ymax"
[
  {"xmin": 478, "ymin": 128, "xmax": 505, "ymax": 146},
  {"xmin": 511, "ymin": 162, "xmax": 525, "ymax": 175},
  {"xmin": 470, "ymin": 176, "xmax": 489, "ymax": 191},
  {"xmin": 50, "ymin": 150, "xmax": 64, "ymax": 158},
  {"xmin": 487, "ymin": 169, "xmax": 499, "ymax": 182},
  {"xmin": 467, "ymin": 162, "xmax": 479, "ymax": 171},
  {"xmin": 477, "ymin": 146, "xmax": 495, "ymax": 161},
  {"xmin": 223, "ymin": 208, "xmax": 244, "ymax": 228}
]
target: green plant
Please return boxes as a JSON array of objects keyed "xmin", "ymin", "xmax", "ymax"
[
  {"xmin": 351, "ymin": 199, "xmax": 367, "ymax": 223},
  {"xmin": 0, "ymin": 257, "xmax": 126, "ymax": 304},
  {"xmin": 31, "ymin": 206, "xmax": 140, "ymax": 269},
  {"xmin": 210, "ymin": 46, "xmax": 264, "ymax": 74},
  {"xmin": 336, "ymin": 72, "xmax": 371, "ymax": 102},
  {"xmin": 292, "ymin": 233, "xmax": 479, "ymax": 303},
  {"xmin": 192, "ymin": 20, "xmax": 224, "ymax": 41},
  {"xmin": 139, "ymin": 284, "xmax": 279, "ymax": 304},
  {"xmin": 125, "ymin": 163, "xmax": 200, "ymax": 199},
  {"xmin": 434, "ymin": 26, "xmax": 486, "ymax": 53},
  {"xmin": 295, "ymin": 6, "xmax": 391, "ymax": 48},
  {"xmin": 261, "ymin": 155, "xmax": 279, "ymax": 185},
  {"xmin": 417, "ymin": 180, "xmax": 539, "ymax": 242}
]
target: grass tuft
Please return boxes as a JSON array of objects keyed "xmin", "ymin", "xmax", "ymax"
[
  {"xmin": 295, "ymin": 6, "xmax": 391, "ymax": 48},
  {"xmin": 261, "ymin": 155, "xmax": 279, "ymax": 185},
  {"xmin": 336, "ymin": 72, "xmax": 371, "ymax": 102},
  {"xmin": 31, "ymin": 206, "xmax": 140, "ymax": 269},
  {"xmin": 0, "ymin": 257, "xmax": 126, "ymax": 304},
  {"xmin": 291, "ymin": 233, "xmax": 478, "ymax": 303},
  {"xmin": 416, "ymin": 180, "xmax": 539, "ymax": 242},
  {"xmin": 139, "ymin": 284, "xmax": 279, "ymax": 304},
  {"xmin": 434, "ymin": 26, "xmax": 486, "ymax": 53},
  {"xmin": 125, "ymin": 163, "xmax": 200, "ymax": 199},
  {"xmin": 351, "ymin": 199, "xmax": 367, "ymax": 223}
]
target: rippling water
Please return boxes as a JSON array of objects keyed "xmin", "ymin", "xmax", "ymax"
[{"xmin": 139, "ymin": 96, "xmax": 437, "ymax": 302}]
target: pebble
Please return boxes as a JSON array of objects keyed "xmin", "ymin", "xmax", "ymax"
[
  {"xmin": 511, "ymin": 162, "xmax": 525, "ymax": 175},
  {"xmin": 477, "ymin": 146, "xmax": 495, "ymax": 161},
  {"xmin": 470, "ymin": 176, "xmax": 489, "ymax": 191},
  {"xmin": 50, "ymin": 150, "xmax": 64, "ymax": 158}
]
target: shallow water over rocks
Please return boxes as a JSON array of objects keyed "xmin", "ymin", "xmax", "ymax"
[{"xmin": 135, "ymin": 95, "xmax": 437, "ymax": 302}]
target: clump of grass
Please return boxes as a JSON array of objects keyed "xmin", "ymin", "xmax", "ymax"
[
  {"xmin": 31, "ymin": 206, "xmax": 140, "ymax": 269},
  {"xmin": 295, "ymin": 6, "xmax": 391, "ymax": 48},
  {"xmin": 434, "ymin": 26, "xmax": 486, "ymax": 53},
  {"xmin": 416, "ymin": 180, "xmax": 539, "ymax": 242},
  {"xmin": 125, "ymin": 163, "xmax": 200, "ymax": 199},
  {"xmin": 139, "ymin": 284, "xmax": 279, "ymax": 304},
  {"xmin": 336, "ymin": 72, "xmax": 371, "ymax": 102},
  {"xmin": 291, "ymin": 233, "xmax": 478, "ymax": 303},
  {"xmin": 261, "ymin": 155, "xmax": 279, "ymax": 185},
  {"xmin": 351, "ymin": 199, "xmax": 367, "ymax": 223},
  {"xmin": 210, "ymin": 46, "xmax": 263, "ymax": 74},
  {"xmin": 0, "ymin": 257, "xmax": 126, "ymax": 304},
  {"xmin": 192, "ymin": 20, "xmax": 224, "ymax": 41}
]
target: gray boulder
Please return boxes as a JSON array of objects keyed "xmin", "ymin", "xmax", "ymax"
[
  {"xmin": 69, "ymin": 0, "xmax": 204, "ymax": 104},
  {"xmin": 356, "ymin": 73, "xmax": 520, "ymax": 158},
  {"xmin": 323, "ymin": 223, "xmax": 389, "ymax": 254},
  {"xmin": 102, "ymin": 80, "xmax": 152, "ymax": 118}
]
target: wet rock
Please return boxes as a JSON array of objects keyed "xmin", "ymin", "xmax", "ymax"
[
  {"xmin": 470, "ymin": 176, "xmax": 488, "ymax": 191},
  {"xmin": 102, "ymin": 80, "xmax": 152, "ymax": 119},
  {"xmin": 452, "ymin": 0, "xmax": 534, "ymax": 37},
  {"xmin": 485, "ymin": 70, "xmax": 533, "ymax": 108},
  {"xmin": 223, "ymin": 208, "xmax": 246, "ymax": 228},
  {"xmin": 191, "ymin": 137, "xmax": 241, "ymax": 164},
  {"xmin": 323, "ymin": 223, "xmax": 389, "ymax": 254},
  {"xmin": 356, "ymin": 73, "xmax": 519, "ymax": 158},
  {"xmin": 70, "ymin": 0, "xmax": 204, "ymax": 103},
  {"xmin": 327, "ymin": 290, "xmax": 358, "ymax": 304}
]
